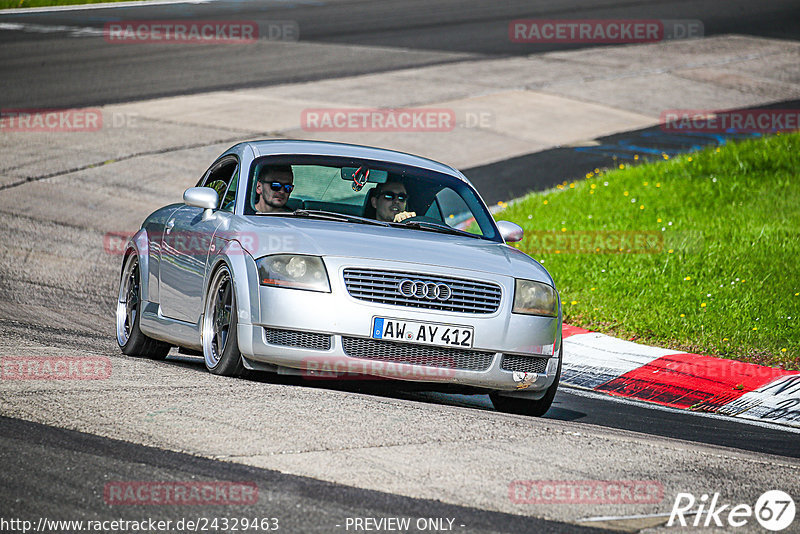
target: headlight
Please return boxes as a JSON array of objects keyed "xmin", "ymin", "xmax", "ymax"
[
  {"xmin": 513, "ymin": 279, "xmax": 558, "ymax": 317},
  {"xmin": 256, "ymin": 255, "xmax": 331, "ymax": 292}
]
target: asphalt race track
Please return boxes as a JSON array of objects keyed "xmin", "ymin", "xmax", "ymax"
[
  {"xmin": 1, "ymin": 1, "xmax": 799, "ymax": 533},
  {"xmin": 1, "ymin": 417, "xmax": 610, "ymax": 534},
  {"xmin": 1, "ymin": 0, "xmax": 800, "ymax": 107}
]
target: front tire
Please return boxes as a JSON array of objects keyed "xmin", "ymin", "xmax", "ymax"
[
  {"xmin": 116, "ymin": 253, "xmax": 170, "ymax": 359},
  {"xmin": 490, "ymin": 346, "xmax": 562, "ymax": 417},
  {"xmin": 202, "ymin": 265, "xmax": 245, "ymax": 377}
]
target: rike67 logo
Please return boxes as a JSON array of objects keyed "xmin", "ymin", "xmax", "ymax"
[{"xmin": 668, "ymin": 490, "xmax": 795, "ymax": 531}]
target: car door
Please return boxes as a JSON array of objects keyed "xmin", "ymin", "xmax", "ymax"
[{"xmin": 158, "ymin": 157, "xmax": 239, "ymax": 323}]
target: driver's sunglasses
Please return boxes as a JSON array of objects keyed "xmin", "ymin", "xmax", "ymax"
[
  {"xmin": 381, "ymin": 192, "xmax": 407, "ymax": 202},
  {"xmin": 265, "ymin": 181, "xmax": 294, "ymax": 193}
]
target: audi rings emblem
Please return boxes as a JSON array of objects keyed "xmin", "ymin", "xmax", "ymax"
[{"xmin": 398, "ymin": 279, "xmax": 452, "ymax": 301}]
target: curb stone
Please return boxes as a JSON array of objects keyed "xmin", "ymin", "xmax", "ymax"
[{"xmin": 561, "ymin": 324, "xmax": 800, "ymax": 429}]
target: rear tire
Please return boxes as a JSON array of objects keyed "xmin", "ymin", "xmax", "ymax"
[
  {"xmin": 116, "ymin": 253, "xmax": 170, "ymax": 360},
  {"xmin": 490, "ymin": 346, "xmax": 562, "ymax": 417},
  {"xmin": 202, "ymin": 265, "xmax": 245, "ymax": 377}
]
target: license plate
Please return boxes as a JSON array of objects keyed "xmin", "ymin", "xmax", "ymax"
[{"xmin": 371, "ymin": 317, "xmax": 473, "ymax": 348}]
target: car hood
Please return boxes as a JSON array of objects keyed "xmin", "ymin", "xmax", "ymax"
[{"xmin": 224, "ymin": 216, "xmax": 554, "ymax": 285}]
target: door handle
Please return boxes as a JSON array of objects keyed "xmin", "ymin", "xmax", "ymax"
[{"xmin": 165, "ymin": 220, "xmax": 175, "ymax": 234}]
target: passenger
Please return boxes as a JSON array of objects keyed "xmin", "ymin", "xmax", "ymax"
[
  {"xmin": 370, "ymin": 181, "xmax": 416, "ymax": 223},
  {"xmin": 255, "ymin": 164, "xmax": 294, "ymax": 213}
]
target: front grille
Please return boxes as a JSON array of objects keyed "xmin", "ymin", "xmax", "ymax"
[
  {"xmin": 343, "ymin": 268, "xmax": 502, "ymax": 314},
  {"xmin": 341, "ymin": 337, "xmax": 495, "ymax": 371},
  {"xmin": 500, "ymin": 355, "xmax": 549, "ymax": 374},
  {"xmin": 264, "ymin": 328, "xmax": 332, "ymax": 351}
]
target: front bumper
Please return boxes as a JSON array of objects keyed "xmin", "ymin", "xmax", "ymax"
[{"xmin": 237, "ymin": 257, "xmax": 561, "ymax": 394}]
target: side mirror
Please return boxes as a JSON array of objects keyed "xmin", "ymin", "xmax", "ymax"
[
  {"xmin": 183, "ymin": 187, "xmax": 219, "ymax": 219},
  {"xmin": 496, "ymin": 220, "xmax": 524, "ymax": 243}
]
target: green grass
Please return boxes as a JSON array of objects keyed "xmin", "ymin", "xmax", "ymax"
[
  {"xmin": 0, "ymin": 0, "xmax": 137, "ymax": 8},
  {"xmin": 497, "ymin": 132, "xmax": 800, "ymax": 369}
]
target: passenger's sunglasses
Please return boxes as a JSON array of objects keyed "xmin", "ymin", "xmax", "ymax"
[
  {"xmin": 264, "ymin": 181, "xmax": 294, "ymax": 193},
  {"xmin": 380, "ymin": 192, "xmax": 407, "ymax": 202}
]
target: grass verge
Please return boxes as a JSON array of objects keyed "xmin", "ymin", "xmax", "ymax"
[
  {"xmin": 0, "ymin": 0, "xmax": 136, "ymax": 9},
  {"xmin": 497, "ymin": 132, "xmax": 799, "ymax": 369}
]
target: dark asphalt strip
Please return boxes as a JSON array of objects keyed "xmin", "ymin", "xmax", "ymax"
[
  {"xmin": 546, "ymin": 389, "xmax": 800, "ymax": 459},
  {"xmin": 462, "ymin": 99, "xmax": 800, "ymax": 205},
  {"xmin": 0, "ymin": 415, "xmax": 613, "ymax": 534}
]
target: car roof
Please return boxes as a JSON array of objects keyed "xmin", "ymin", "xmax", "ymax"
[{"xmin": 242, "ymin": 140, "xmax": 467, "ymax": 182}]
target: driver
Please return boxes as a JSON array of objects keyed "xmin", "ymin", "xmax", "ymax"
[
  {"xmin": 255, "ymin": 164, "xmax": 294, "ymax": 213},
  {"xmin": 371, "ymin": 181, "xmax": 416, "ymax": 223}
]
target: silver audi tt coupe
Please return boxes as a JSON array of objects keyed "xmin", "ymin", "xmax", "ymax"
[{"xmin": 116, "ymin": 140, "xmax": 562, "ymax": 415}]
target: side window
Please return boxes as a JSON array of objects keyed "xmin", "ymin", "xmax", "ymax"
[
  {"xmin": 200, "ymin": 159, "xmax": 238, "ymax": 212},
  {"xmin": 221, "ymin": 168, "xmax": 238, "ymax": 212},
  {"xmin": 424, "ymin": 199, "xmax": 444, "ymax": 222},
  {"xmin": 433, "ymin": 187, "xmax": 483, "ymax": 236}
]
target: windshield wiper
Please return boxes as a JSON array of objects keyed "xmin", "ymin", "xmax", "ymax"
[
  {"xmin": 289, "ymin": 209, "xmax": 391, "ymax": 226},
  {"xmin": 396, "ymin": 221, "xmax": 483, "ymax": 239}
]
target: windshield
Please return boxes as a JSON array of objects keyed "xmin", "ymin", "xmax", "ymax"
[{"xmin": 244, "ymin": 155, "xmax": 500, "ymax": 241}]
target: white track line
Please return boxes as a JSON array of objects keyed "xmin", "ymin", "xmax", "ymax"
[
  {"xmin": 0, "ymin": 0, "xmax": 322, "ymax": 15},
  {"xmin": 0, "ymin": 0, "xmax": 211, "ymax": 15},
  {"xmin": 0, "ymin": 21, "xmax": 102, "ymax": 35}
]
